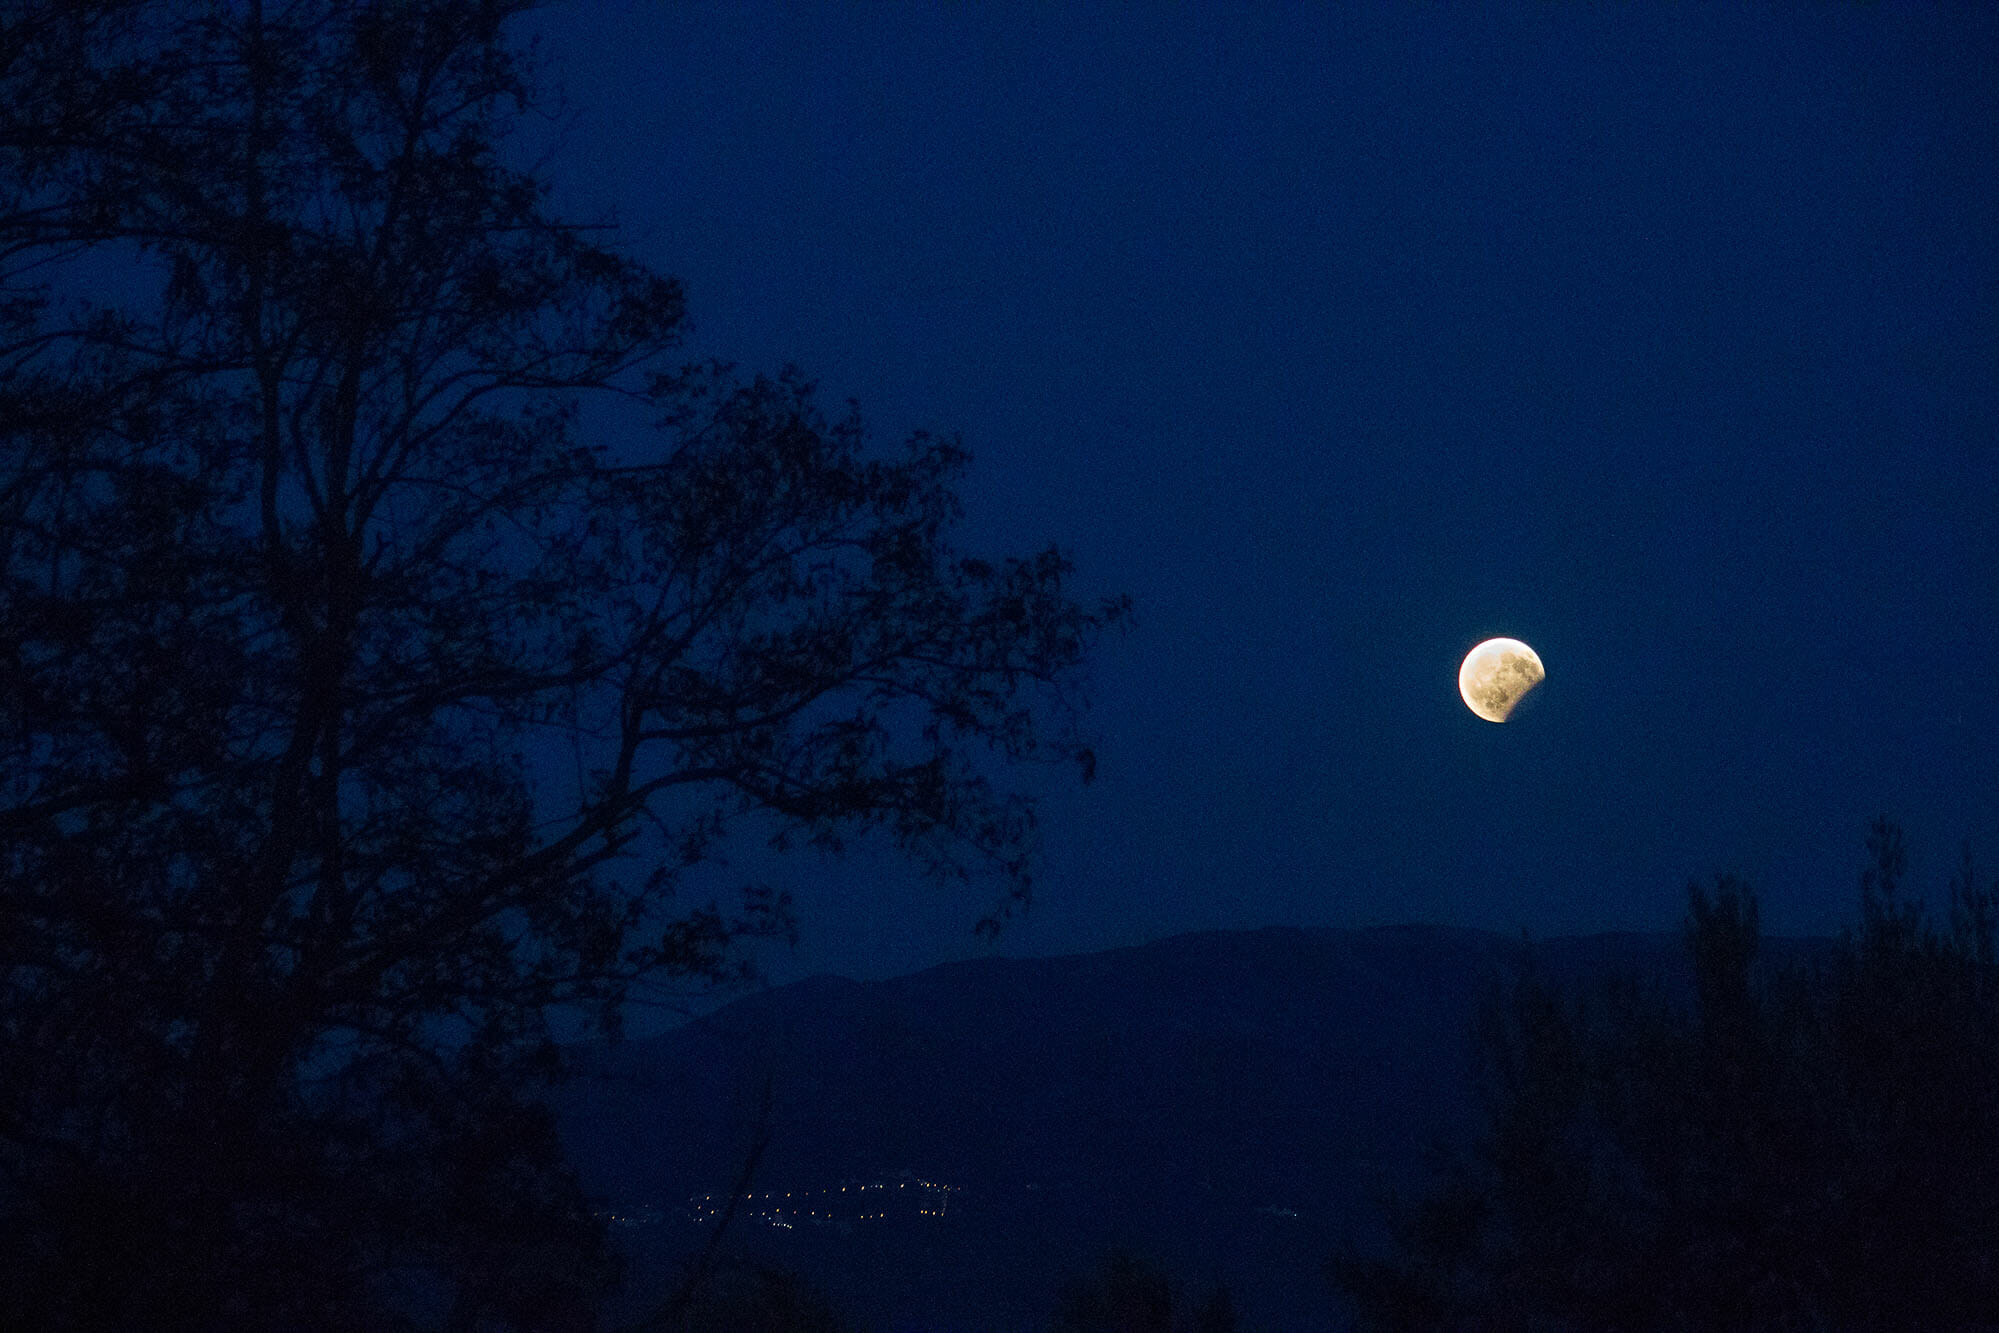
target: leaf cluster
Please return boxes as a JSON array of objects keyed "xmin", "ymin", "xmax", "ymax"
[{"xmin": 1333, "ymin": 819, "xmax": 1999, "ymax": 1332}]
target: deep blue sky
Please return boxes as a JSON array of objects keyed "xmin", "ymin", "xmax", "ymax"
[{"xmin": 522, "ymin": 2, "xmax": 1998, "ymax": 986}]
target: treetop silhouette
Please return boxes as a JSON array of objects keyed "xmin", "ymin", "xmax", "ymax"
[
  {"xmin": 1333, "ymin": 818, "xmax": 1999, "ymax": 1332},
  {"xmin": 0, "ymin": 2, "xmax": 1125, "ymax": 1325}
]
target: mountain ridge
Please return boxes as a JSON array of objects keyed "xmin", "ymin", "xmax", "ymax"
[{"xmin": 554, "ymin": 921, "xmax": 1836, "ymax": 1330}]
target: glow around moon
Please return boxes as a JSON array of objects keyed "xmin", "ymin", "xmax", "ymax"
[{"xmin": 1458, "ymin": 637, "xmax": 1545, "ymax": 723}]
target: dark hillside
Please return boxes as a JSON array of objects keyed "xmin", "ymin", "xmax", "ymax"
[{"xmin": 555, "ymin": 924, "xmax": 1833, "ymax": 1330}]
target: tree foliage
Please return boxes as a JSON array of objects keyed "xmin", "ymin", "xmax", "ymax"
[
  {"xmin": 1053, "ymin": 1250, "xmax": 1242, "ymax": 1333},
  {"xmin": 1332, "ymin": 819, "xmax": 1999, "ymax": 1331},
  {"xmin": 0, "ymin": 1, "xmax": 1125, "ymax": 1325},
  {"xmin": 655, "ymin": 1258, "xmax": 850, "ymax": 1333}
]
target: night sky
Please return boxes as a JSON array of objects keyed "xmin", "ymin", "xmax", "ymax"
[{"xmin": 521, "ymin": 3, "xmax": 1998, "ymax": 988}]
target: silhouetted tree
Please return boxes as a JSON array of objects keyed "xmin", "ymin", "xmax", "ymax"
[
  {"xmin": 1331, "ymin": 819, "xmax": 1999, "ymax": 1331},
  {"xmin": 656, "ymin": 1258, "xmax": 850, "ymax": 1333},
  {"xmin": 1187, "ymin": 1281, "xmax": 1242, "ymax": 1333},
  {"xmin": 1054, "ymin": 1251, "xmax": 1242, "ymax": 1333},
  {"xmin": 1055, "ymin": 1252, "xmax": 1176, "ymax": 1333},
  {"xmin": 0, "ymin": 1, "xmax": 1125, "ymax": 1326}
]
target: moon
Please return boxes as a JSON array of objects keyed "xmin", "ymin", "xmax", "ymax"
[{"xmin": 1458, "ymin": 637, "xmax": 1545, "ymax": 723}]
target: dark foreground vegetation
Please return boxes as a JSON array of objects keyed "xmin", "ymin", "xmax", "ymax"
[
  {"xmin": 1334, "ymin": 818, "xmax": 1999, "ymax": 1332},
  {"xmin": 0, "ymin": 1, "xmax": 1118, "ymax": 1326}
]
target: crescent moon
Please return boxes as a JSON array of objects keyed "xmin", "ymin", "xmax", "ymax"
[{"xmin": 1458, "ymin": 637, "xmax": 1545, "ymax": 723}]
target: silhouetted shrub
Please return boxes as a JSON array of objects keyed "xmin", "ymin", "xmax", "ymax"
[
  {"xmin": 1055, "ymin": 1250, "xmax": 1242, "ymax": 1333},
  {"xmin": 1333, "ymin": 819, "xmax": 1999, "ymax": 1331}
]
